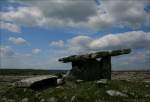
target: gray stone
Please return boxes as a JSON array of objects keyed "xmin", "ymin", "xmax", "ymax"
[
  {"xmin": 7, "ymin": 99, "xmax": 15, "ymax": 102},
  {"xmin": 15, "ymin": 75, "xmax": 58, "ymax": 88},
  {"xmin": 47, "ymin": 97, "xmax": 57, "ymax": 102},
  {"xmin": 76, "ymin": 79, "xmax": 84, "ymax": 83},
  {"xmin": 56, "ymin": 86, "xmax": 64, "ymax": 89},
  {"xmin": 144, "ymin": 80, "xmax": 150, "ymax": 83},
  {"xmin": 40, "ymin": 99, "xmax": 45, "ymax": 102},
  {"xmin": 1, "ymin": 97, "xmax": 7, "ymax": 101},
  {"xmin": 57, "ymin": 78, "xmax": 64, "ymax": 85},
  {"xmin": 145, "ymin": 84, "xmax": 149, "ymax": 87},
  {"xmin": 106, "ymin": 90, "xmax": 128, "ymax": 97},
  {"xmin": 71, "ymin": 96, "xmax": 79, "ymax": 102},
  {"xmin": 21, "ymin": 98, "xmax": 28, "ymax": 102},
  {"xmin": 95, "ymin": 79, "xmax": 108, "ymax": 85},
  {"xmin": 145, "ymin": 94, "xmax": 150, "ymax": 97},
  {"xmin": 59, "ymin": 49, "xmax": 131, "ymax": 62}
]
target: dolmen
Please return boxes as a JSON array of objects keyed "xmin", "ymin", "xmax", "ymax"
[{"xmin": 59, "ymin": 49, "xmax": 131, "ymax": 81}]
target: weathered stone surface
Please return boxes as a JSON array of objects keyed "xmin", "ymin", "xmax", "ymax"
[
  {"xmin": 106, "ymin": 90, "xmax": 128, "ymax": 97},
  {"xmin": 76, "ymin": 79, "xmax": 84, "ymax": 83},
  {"xmin": 47, "ymin": 97, "xmax": 57, "ymax": 102},
  {"xmin": 57, "ymin": 78, "xmax": 65, "ymax": 85},
  {"xmin": 71, "ymin": 96, "xmax": 79, "ymax": 102},
  {"xmin": 59, "ymin": 49, "xmax": 131, "ymax": 62},
  {"xmin": 15, "ymin": 75, "xmax": 58, "ymax": 88},
  {"xmin": 21, "ymin": 97, "xmax": 28, "ymax": 102},
  {"xmin": 68, "ymin": 57, "xmax": 111, "ymax": 80},
  {"xmin": 95, "ymin": 79, "xmax": 108, "ymax": 85}
]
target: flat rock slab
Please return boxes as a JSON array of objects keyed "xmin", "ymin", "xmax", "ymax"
[{"xmin": 15, "ymin": 75, "xmax": 58, "ymax": 88}]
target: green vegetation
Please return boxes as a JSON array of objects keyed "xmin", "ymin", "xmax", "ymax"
[
  {"xmin": 0, "ymin": 69, "xmax": 150, "ymax": 102},
  {"xmin": 0, "ymin": 80, "xmax": 150, "ymax": 102}
]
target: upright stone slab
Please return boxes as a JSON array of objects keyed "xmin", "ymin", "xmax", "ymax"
[
  {"xmin": 59, "ymin": 49, "xmax": 131, "ymax": 81},
  {"xmin": 100, "ymin": 56, "xmax": 111, "ymax": 79},
  {"xmin": 69, "ymin": 56, "xmax": 111, "ymax": 80}
]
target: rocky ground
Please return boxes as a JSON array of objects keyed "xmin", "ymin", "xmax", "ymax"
[{"xmin": 0, "ymin": 71, "xmax": 150, "ymax": 102}]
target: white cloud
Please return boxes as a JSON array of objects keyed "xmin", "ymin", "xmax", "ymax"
[
  {"xmin": 50, "ymin": 40, "xmax": 64, "ymax": 47},
  {"xmin": 95, "ymin": 0, "xmax": 150, "ymax": 28},
  {"xmin": 0, "ymin": 21, "xmax": 21, "ymax": 33},
  {"xmin": 17, "ymin": 0, "xmax": 97, "ymax": 22},
  {"xmin": 67, "ymin": 31, "xmax": 150, "ymax": 53},
  {"xmin": 89, "ymin": 31, "xmax": 150, "ymax": 50},
  {"xmin": 112, "ymin": 49, "xmax": 150, "ymax": 70},
  {"xmin": 32, "ymin": 48, "xmax": 41, "ymax": 54},
  {"xmin": 0, "ymin": 6, "xmax": 46, "ymax": 27},
  {"xmin": 0, "ymin": 0, "xmax": 149, "ymax": 29},
  {"xmin": 1, "ymin": 31, "xmax": 149, "ymax": 70},
  {"xmin": 67, "ymin": 36, "xmax": 93, "ymax": 53},
  {"xmin": 9, "ymin": 37, "xmax": 28, "ymax": 45},
  {"xmin": 0, "ymin": 46, "xmax": 15, "ymax": 57}
]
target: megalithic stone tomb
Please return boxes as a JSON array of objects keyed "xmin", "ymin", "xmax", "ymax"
[{"xmin": 59, "ymin": 49, "xmax": 131, "ymax": 81}]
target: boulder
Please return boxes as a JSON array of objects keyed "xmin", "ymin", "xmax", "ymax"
[
  {"xmin": 21, "ymin": 98, "xmax": 28, "ymax": 102},
  {"xmin": 95, "ymin": 79, "xmax": 108, "ymax": 85},
  {"xmin": 106, "ymin": 90, "xmax": 128, "ymax": 97},
  {"xmin": 76, "ymin": 79, "xmax": 84, "ymax": 83},
  {"xmin": 57, "ymin": 78, "xmax": 65, "ymax": 85},
  {"xmin": 15, "ymin": 75, "xmax": 58, "ymax": 89},
  {"xmin": 71, "ymin": 96, "xmax": 79, "ymax": 102}
]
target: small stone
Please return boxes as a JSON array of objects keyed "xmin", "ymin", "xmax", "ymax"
[
  {"xmin": 35, "ymin": 93, "xmax": 40, "ymax": 97},
  {"xmin": 47, "ymin": 97, "xmax": 57, "ymax": 102},
  {"xmin": 22, "ymin": 97, "xmax": 28, "ymax": 102},
  {"xmin": 76, "ymin": 80, "xmax": 84, "ymax": 83},
  {"xmin": 23, "ymin": 88, "xmax": 27, "ymax": 92},
  {"xmin": 145, "ymin": 94, "xmax": 150, "ymax": 97},
  {"xmin": 2, "ymin": 97, "xmax": 7, "ymax": 101},
  {"xmin": 57, "ymin": 78, "xmax": 64, "ymax": 85},
  {"xmin": 130, "ymin": 92, "xmax": 135, "ymax": 96},
  {"xmin": 95, "ymin": 99, "xmax": 104, "ymax": 102},
  {"xmin": 63, "ymin": 96, "xmax": 68, "ymax": 100},
  {"xmin": 7, "ymin": 99, "xmax": 15, "ymax": 102},
  {"xmin": 71, "ymin": 96, "xmax": 79, "ymax": 102},
  {"xmin": 95, "ymin": 79, "xmax": 108, "ymax": 85},
  {"xmin": 40, "ymin": 99, "xmax": 45, "ymax": 102},
  {"xmin": 56, "ymin": 86, "xmax": 64, "ymax": 89},
  {"xmin": 145, "ymin": 85, "xmax": 149, "ymax": 87},
  {"xmin": 144, "ymin": 80, "xmax": 150, "ymax": 83},
  {"xmin": 106, "ymin": 90, "xmax": 128, "ymax": 97}
]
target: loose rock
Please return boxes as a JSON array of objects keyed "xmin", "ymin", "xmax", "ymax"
[
  {"xmin": 7, "ymin": 99, "xmax": 15, "ymax": 102},
  {"xmin": 95, "ymin": 79, "xmax": 108, "ymax": 85},
  {"xmin": 22, "ymin": 97, "xmax": 28, "ymax": 102},
  {"xmin": 40, "ymin": 99, "xmax": 45, "ymax": 102},
  {"xmin": 56, "ymin": 86, "xmax": 64, "ymax": 89},
  {"xmin": 71, "ymin": 96, "xmax": 79, "ymax": 102},
  {"xmin": 76, "ymin": 79, "xmax": 84, "ymax": 83},
  {"xmin": 57, "ymin": 78, "xmax": 64, "ymax": 85},
  {"xmin": 106, "ymin": 90, "xmax": 128, "ymax": 97},
  {"xmin": 47, "ymin": 97, "xmax": 57, "ymax": 102}
]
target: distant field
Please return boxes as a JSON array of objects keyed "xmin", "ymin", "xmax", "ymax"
[
  {"xmin": 0, "ymin": 69, "xmax": 67, "ymax": 75},
  {"xmin": 0, "ymin": 69, "xmax": 149, "ymax": 75}
]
